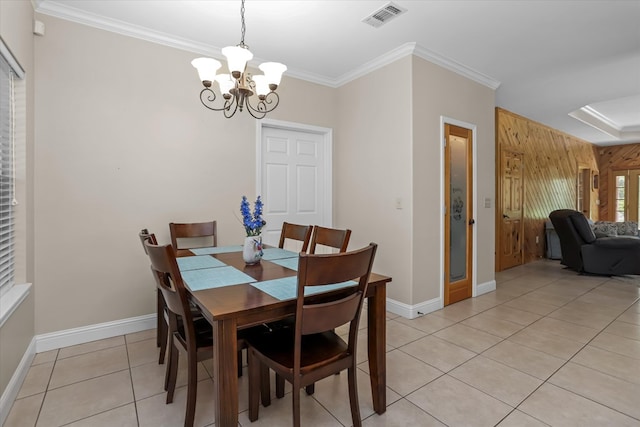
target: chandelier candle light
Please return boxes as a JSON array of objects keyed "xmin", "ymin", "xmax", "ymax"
[{"xmin": 191, "ymin": 0, "xmax": 287, "ymax": 119}]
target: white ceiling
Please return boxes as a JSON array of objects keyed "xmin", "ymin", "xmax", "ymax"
[{"xmin": 34, "ymin": 0, "xmax": 640, "ymax": 146}]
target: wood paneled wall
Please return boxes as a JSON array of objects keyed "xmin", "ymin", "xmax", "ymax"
[
  {"xmin": 597, "ymin": 144, "xmax": 640, "ymax": 220},
  {"xmin": 496, "ymin": 108, "xmax": 599, "ymax": 264}
]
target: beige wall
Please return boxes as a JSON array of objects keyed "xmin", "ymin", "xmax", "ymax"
[
  {"xmin": 0, "ymin": 0, "xmax": 35, "ymax": 397},
  {"xmin": 33, "ymin": 15, "xmax": 338, "ymax": 334},
  {"xmin": 335, "ymin": 57, "xmax": 414, "ymax": 304},
  {"xmin": 412, "ymin": 57, "xmax": 496, "ymax": 303}
]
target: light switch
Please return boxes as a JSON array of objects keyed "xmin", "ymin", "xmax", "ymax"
[
  {"xmin": 395, "ymin": 198, "xmax": 402, "ymax": 210},
  {"xmin": 484, "ymin": 197, "xmax": 491, "ymax": 208}
]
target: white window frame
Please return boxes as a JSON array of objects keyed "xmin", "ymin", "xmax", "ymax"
[{"xmin": 0, "ymin": 37, "xmax": 28, "ymax": 328}]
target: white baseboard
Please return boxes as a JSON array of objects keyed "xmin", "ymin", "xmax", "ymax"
[
  {"xmin": 386, "ymin": 279, "xmax": 497, "ymax": 319},
  {"xmin": 386, "ymin": 297, "xmax": 443, "ymax": 319},
  {"xmin": 35, "ymin": 313, "xmax": 156, "ymax": 353},
  {"xmin": 0, "ymin": 337, "xmax": 36, "ymax": 426},
  {"xmin": 477, "ymin": 279, "xmax": 497, "ymax": 296}
]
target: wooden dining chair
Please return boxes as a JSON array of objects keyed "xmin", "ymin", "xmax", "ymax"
[
  {"xmin": 169, "ymin": 220, "xmax": 217, "ymax": 251},
  {"xmin": 309, "ymin": 225, "xmax": 352, "ymax": 254},
  {"xmin": 139, "ymin": 229, "xmax": 168, "ymax": 364},
  {"xmin": 144, "ymin": 241, "xmax": 262, "ymax": 427},
  {"xmin": 247, "ymin": 243, "xmax": 378, "ymax": 427},
  {"xmin": 278, "ymin": 222, "xmax": 312, "ymax": 253}
]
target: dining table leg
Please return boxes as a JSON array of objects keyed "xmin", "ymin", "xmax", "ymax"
[
  {"xmin": 213, "ymin": 317, "xmax": 238, "ymax": 427},
  {"xmin": 367, "ymin": 283, "xmax": 387, "ymax": 414}
]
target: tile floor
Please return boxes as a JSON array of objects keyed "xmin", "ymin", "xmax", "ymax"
[{"xmin": 5, "ymin": 259, "xmax": 640, "ymax": 426}]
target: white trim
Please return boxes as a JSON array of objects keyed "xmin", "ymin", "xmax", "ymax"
[
  {"xmin": 386, "ymin": 296, "xmax": 443, "ymax": 320},
  {"xmin": 477, "ymin": 279, "xmax": 497, "ymax": 296},
  {"xmin": 0, "ymin": 37, "xmax": 25, "ymax": 79},
  {"xmin": 35, "ymin": 314, "xmax": 155, "ymax": 353},
  {"xmin": 440, "ymin": 117, "xmax": 479, "ymax": 302},
  {"xmin": 0, "ymin": 337, "xmax": 35, "ymax": 426},
  {"xmin": 0, "ymin": 283, "xmax": 32, "ymax": 328},
  {"xmin": 256, "ymin": 119, "xmax": 333, "ymax": 227},
  {"xmin": 33, "ymin": 3, "xmax": 501, "ymax": 90}
]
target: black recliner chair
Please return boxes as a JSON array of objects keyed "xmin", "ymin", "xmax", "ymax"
[{"xmin": 549, "ymin": 209, "xmax": 640, "ymax": 275}]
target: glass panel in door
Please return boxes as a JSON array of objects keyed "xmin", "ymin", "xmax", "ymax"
[{"xmin": 449, "ymin": 134, "xmax": 467, "ymax": 282}]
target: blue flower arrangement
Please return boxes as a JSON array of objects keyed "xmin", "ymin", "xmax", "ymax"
[{"xmin": 240, "ymin": 195, "xmax": 266, "ymax": 236}]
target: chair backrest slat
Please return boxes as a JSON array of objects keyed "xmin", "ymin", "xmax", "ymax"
[
  {"xmin": 169, "ymin": 221, "xmax": 217, "ymax": 250},
  {"xmin": 278, "ymin": 222, "xmax": 312, "ymax": 253},
  {"xmin": 296, "ymin": 243, "xmax": 377, "ymax": 337},
  {"xmin": 309, "ymin": 226, "xmax": 351, "ymax": 254},
  {"xmin": 138, "ymin": 228, "xmax": 158, "ymax": 254}
]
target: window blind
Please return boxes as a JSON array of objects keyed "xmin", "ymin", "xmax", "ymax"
[{"xmin": 0, "ymin": 49, "xmax": 15, "ymax": 296}]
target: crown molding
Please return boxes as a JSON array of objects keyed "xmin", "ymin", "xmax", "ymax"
[{"xmin": 34, "ymin": 1, "xmax": 501, "ymax": 90}]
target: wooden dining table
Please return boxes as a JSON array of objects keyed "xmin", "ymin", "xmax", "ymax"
[{"xmin": 176, "ymin": 245, "xmax": 391, "ymax": 427}]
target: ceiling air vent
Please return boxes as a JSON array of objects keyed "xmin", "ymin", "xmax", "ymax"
[{"xmin": 362, "ymin": 2, "xmax": 408, "ymax": 28}]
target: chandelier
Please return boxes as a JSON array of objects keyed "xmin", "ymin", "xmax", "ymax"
[{"xmin": 191, "ymin": 0, "xmax": 287, "ymax": 119}]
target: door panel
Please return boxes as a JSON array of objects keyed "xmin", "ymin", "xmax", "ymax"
[
  {"xmin": 261, "ymin": 127, "xmax": 325, "ymax": 249},
  {"xmin": 499, "ymin": 150, "xmax": 524, "ymax": 270},
  {"xmin": 444, "ymin": 124, "xmax": 473, "ymax": 306}
]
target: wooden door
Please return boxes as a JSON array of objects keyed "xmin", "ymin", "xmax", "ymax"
[
  {"xmin": 498, "ymin": 150, "xmax": 524, "ymax": 271},
  {"xmin": 444, "ymin": 124, "xmax": 473, "ymax": 306}
]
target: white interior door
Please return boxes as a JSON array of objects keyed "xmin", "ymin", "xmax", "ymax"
[{"xmin": 259, "ymin": 123, "xmax": 331, "ymax": 250}]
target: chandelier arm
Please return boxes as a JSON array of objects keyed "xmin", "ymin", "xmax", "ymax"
[
  {"xmin": 199, "ymin": 88, "xmax": 237, "ymax": 112},
  {"xmin": 245, "ymin": 92, "xmax": 280, "ymax": 116},
  {"xmin": 223, "ymin": 99, "xmax": 240, "ymax": 118}
]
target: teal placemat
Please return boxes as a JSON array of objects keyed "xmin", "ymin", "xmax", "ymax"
[
  {"xmin": 251, "ymin": 277, "xmax": 357, "ymax": 301},
  {"xmin": 190, "ymin": 245, "xmax": 243, "ymax": 255},
  {"xmin": 270, "ymin": 257, "xmax": 299, "ymax": 271},
  {"xmin": 177, "ymin": 255, "xmax": 226, "ymax": 271},
  {"xmin": 261, "ymin": 248, "xmax": 298, "ymax": 261},
  {"xmin": 182, "ymin": 266, "xmax": 256, "ymax": 291}
]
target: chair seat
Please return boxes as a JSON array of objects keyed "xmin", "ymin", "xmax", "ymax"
[{"xmin": 249, "ymin": 328, "xmax": 349, "ymax": 374}]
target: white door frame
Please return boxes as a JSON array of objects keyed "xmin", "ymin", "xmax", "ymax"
[
  {"xmin": 256, "ymin": 119, "xmax": 334, "ymax": 227},
  {"xmin": 440, "ymin": 116, "xmax": 478, "ymax": 303}
]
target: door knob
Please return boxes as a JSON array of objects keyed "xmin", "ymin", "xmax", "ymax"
[
  {"xmin": 469, "ymin": 219, "xmax": 475, "ymax": 225},
  {"xmin": 503, "ymin": 214, "xmax": 509, "ymax": 219}
]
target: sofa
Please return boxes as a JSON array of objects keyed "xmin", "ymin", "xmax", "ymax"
[{"xmin": 549, "ymin": 209, "xmax": 640, "ymax": 275}]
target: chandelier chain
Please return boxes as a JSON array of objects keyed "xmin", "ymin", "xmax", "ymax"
[{"xmin": 239, "ymin": 0, "xmax": 247, "ymax": 48}]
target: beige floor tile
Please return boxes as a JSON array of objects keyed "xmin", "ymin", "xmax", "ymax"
[
  {"xmin": 57, "ymin": 336, "xmax": 125, "ymax": 360},
  {"xmin": 127, "ymin": 337, "xmax": 161, "ymax": 367},
  {"xmin": 337, "ymin": 329, "xmax": 393, "ymax": 365},
  {"xmin": 393, "ymin": 312, "xmax": 455, "ymax": 334},
  {"xmin": 618, "ymin": 309, "xmax": 640, "ymax": 325},
  {"xmin": 473, "ymin": 290, "xmax": 516, "ymax": 306},
  {"xmin": 237, "ymin": 389, "xmax": 343, "ymax": 427},
  {"xmin": 433, "ymin": 323, "xmax": 503, "ymax": 353},
  {"xmin": 362, "ymin": 398, "xmax": 445, "ymax": 427},
  {"xmin": 519, "ymin": 289, "xmax": 576, "ymax": 306},
  {"xmin": 549, "ymin": 362, "xmax": 640, "ymax": 419},
  {"xmin": 359, "ymin": 349, "xmax": 442, "ymax": 396},
  {"xmin": 3, "ymin": 393, "xmax": 44, "ymax": 427},
  {"xmin": 32, "ymin": 350, "xmax": 58, "ymax": 366},
  {"xmin": 131, "ymin": 358, "xmax": 209, "ymax": 401},
  {"xmin": 496, "ymin": 410, "xmax": 549, "ymax": 426},
  {"xmin": 429, "ymin": 303, "xmax": 478, "ymax": 322},
  {"xmin": 482, "ymin": 339, "xmax": 565, "ymax": 380},
  {"xmin": 482, "ymin": 306, "xmax": 542, "ymax": 326},
  {"xmin": 461, "ymin": 312, "xmax": 525, "ymax": 338},
  {"xmin": 519, "ymin": 383, "xmax": 639, "ymax": 426},
  {"xmin": 590, "ymin": 331, "xmax": 640, "ymax": 359},
  {"xmin": 385, "ymin": 319, "xmax": 427, "ymax": 348},
  {"xmin": 17, "ymin": 362, "xmax": 54, "ymax": 399},
  {"xmin": 603, "ymin": 319, "xmax": 640, "ymax": 340},
  {"xmin": 125, "ymin": 327, "xmax": 157, "ymax": 344},
  {"xmin": 49, "ymin": 345, "xmax": 129, "ymax": 389},
  {"xmin": 65, "ymin": 403, "xmax": 138, "ymax": 427},
  {"xmin": 503, "ymin": 295, "xmax": 560, "ymax": 315},
  {"xmin": 36, "ymin": 370, "xmax": 133, "ymax": 427},
  {"xmin": 399, "ymin": 335, "xmax": 476, "ymax": 372},
  {"xmin": 449, "ymin": 356, "xmax": 542, "ymax": 407},
  {"xmin": 547, "ymin": 306, "xmax": 616, "ymax": 330},
  {"xmin": 312, "ymin": 368, "xmax": 401, "ymax": 426},
  {"xmin": 136, "ymin": 378, "xmax": 216, "ymax": 427},
  {"xmin": 525, "ymin": 316, "xmax": 600, "ymax": 344},
  {"xmin": 508, "ymin": 328, "xmax": 584, "ymax": 359},
  {"xmin": 571, "ymin": 345, "xmax": 640, "ymax": 384},
  {"xmin": 563, "ymin": 299, "xmax": 629, "ymax": 318},
  {"xmin": 406, "ymin": 375, "xmax": 512, "ymax": 427}
]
